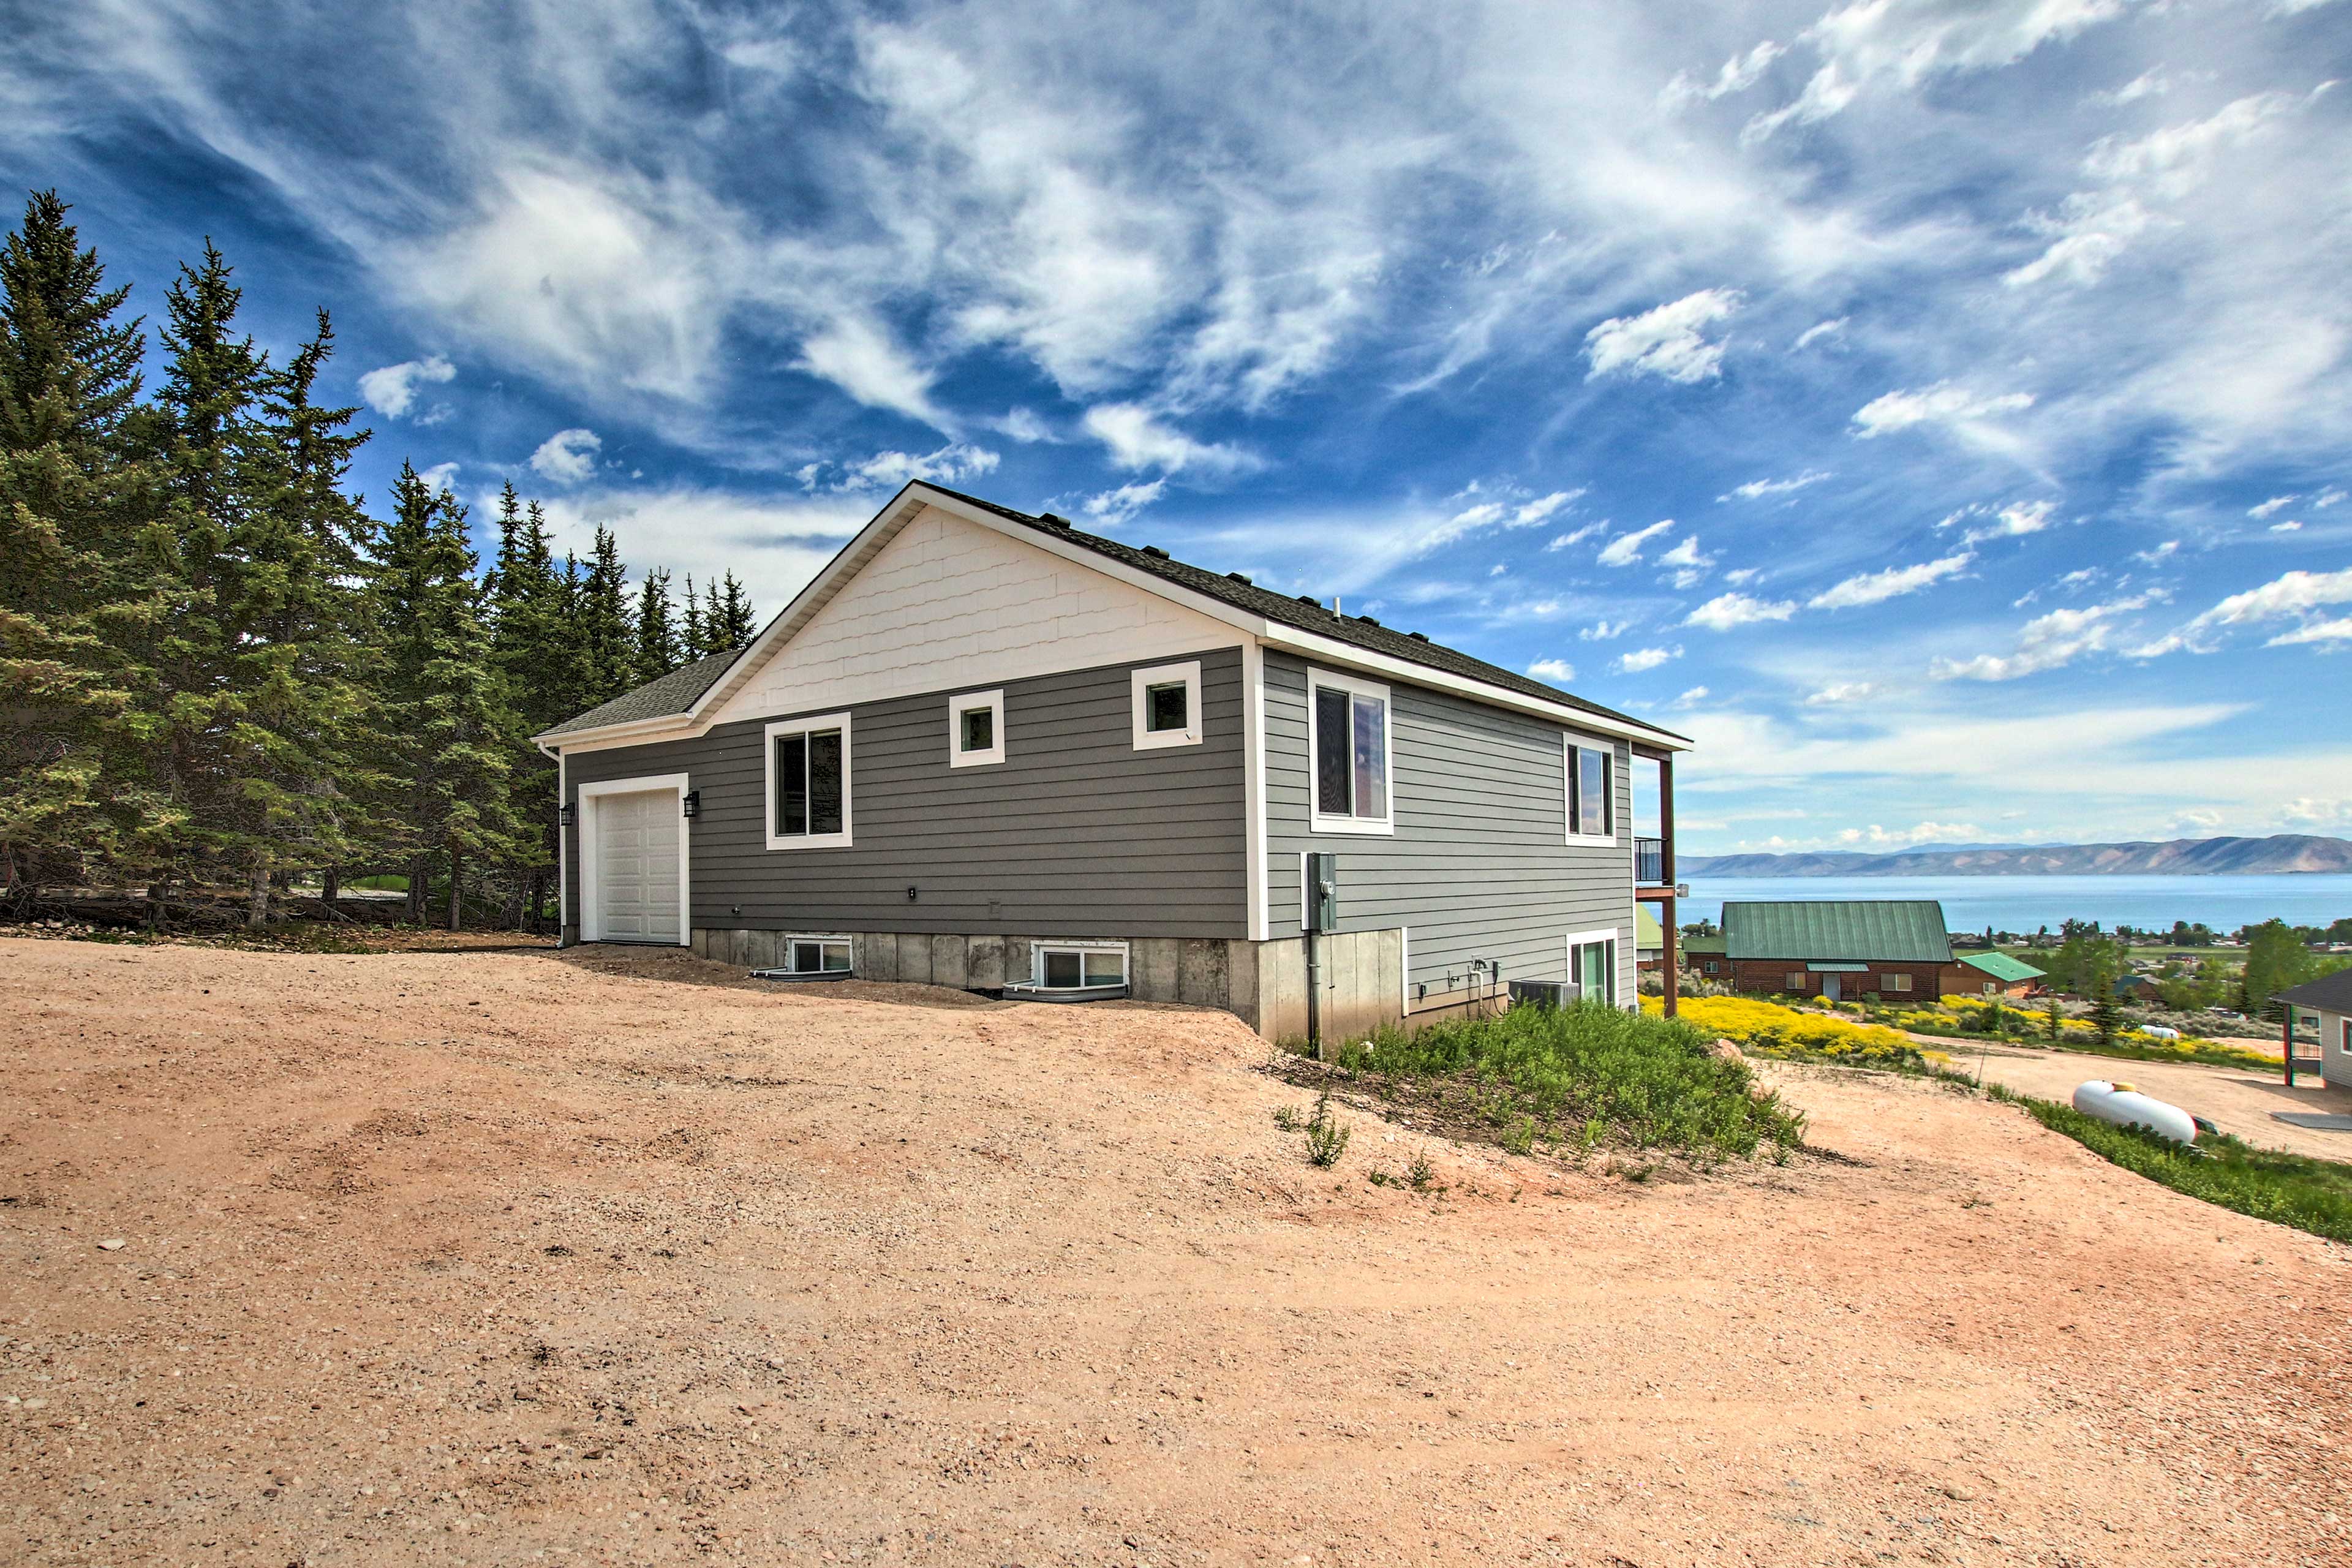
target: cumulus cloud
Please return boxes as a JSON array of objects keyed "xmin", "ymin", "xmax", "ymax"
[
  {"xmin": 1597, "ymin": 519, "xmax": 1676, "ymax": 567},
  {"xmin": 1852, "ymin": 383, "xmax": 2035, "ymax": 438},
  {"xmin": 1837, "ymin": 821, "xmax": 1986, "ymax": 848},
  {"xmin": 1932, "ymin": 592, "xmax": 2160, "ymax": 681},
  {"xmin": 1526, "ymin": 658, "xmax": 1576, "ymax": 684},
  {"xmin": 1685, "ymin": 592, "xmax": 1796, "ymax": 630},
  {"xmin": 1082, "ymin": 404, "xmax": 1257, "ymax": 474},
  {"xmin": 356, "ymin": 355, "xmax": 454, "ymax": 420},
  {"xmin": 1613, "ymin": 645, "xmax": 1680, "ymax": 674},
  {"xmin": 1809, "ymin": 551, "xmax": 1973, "ymax": 609},
  {"xmin": 1721, "ymin": 470, "xmax": 1831, "ymax": 502},
  {"xmin": 416, "ymin": 461, "xmax": 460, "ymax": 497},
  {"xmin": 1583, "ymin": 289, "xmax": 1741, "ymax": 383},
  {"xmin": 1658, "ymin": 535, "xmax": 1715, "ymax": 589},
  {"xmin": 529, "ymin": 428, "xmax": 603, "ymax": 485}
]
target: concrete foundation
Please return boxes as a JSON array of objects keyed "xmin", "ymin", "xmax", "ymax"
[{"xmin": 679, "ymin": 924, "xmax": 1426, "ymax": 1043}]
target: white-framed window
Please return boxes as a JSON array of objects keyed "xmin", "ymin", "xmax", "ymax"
[
  {"xmin": 1565, "ymin": 736, "xmax": 1614, "ymax": 841},
  {"xmin": 1308, "ymin": 669, "xmax": 1393, "ymax": 835},
  {"xmin": 1883, "ymin": 972, "xmax": 1913, "ymax": 993},
  {"xmin": 1785, "ymin": 971, "xmax": 1807, "ymax": 992},
  {"xmin": 785, "ymin": 935, "xmax": 853, "ymax": 974},
  {"xmin": 1033, "ymin": 940, "xmax": 1129, "ymax": 990},
  {"xmin": 1130, "ymin": 661, "xmax": 1202, "ymax": 750},
  {"xmin": 2340, "ymin": 1017, "xmax": 2349, "ymax": 1055},
  {"xmin": 1566, "ymin": 929, "xmax": 1619, "ymax": 1006},
  {"xmin": 947, "ymin": 688, "xmax": 1005, "ymax": 768},
  {"xmin": 764, "ymin": 712, "xmax": 852, "ymax": 851},
  {"xmin": 1704, "ymin": 960, "xmax": 1720, "ymax": 974}
]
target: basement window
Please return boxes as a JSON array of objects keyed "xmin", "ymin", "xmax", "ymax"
[
  {"xmin": 1131, "ymin": 661, "xmax": 1202, "ymax": 750},
  {"xmin": 765, "ymin": 713, "xmax": 851, "ymax": 850},
  {"xmin": 947, "ymin": 688, "xmax": 1005, "ymax": 768},
  {"xmin": 788, "ymin": 937, "xmax": 853, "ymax": 974},
  {"xmin": 1005, "ymin": 941, "xmax": 1131, "ymax": 1001}
]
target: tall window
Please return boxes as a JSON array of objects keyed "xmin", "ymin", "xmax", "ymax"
[
  {"xmin": 1309, "ymin": 671, "xmax": 1391, "ymax": 833},
  {"xmin": 765, "ymin": 714, "xmax": 851, "ymax": 850},
  {"xmin": 1567, "ymin": 740, "xmax": 1613, "ymax": 839}
]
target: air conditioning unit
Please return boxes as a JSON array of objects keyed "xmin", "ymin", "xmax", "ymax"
[{"xmin": 1509, "ymin": 979, "xmax": 1572, "ymax": 1009}]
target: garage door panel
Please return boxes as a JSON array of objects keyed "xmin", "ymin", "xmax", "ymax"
[{"xmin": 594, "ymin": 788, "xmax": 682, "ymax": 943}]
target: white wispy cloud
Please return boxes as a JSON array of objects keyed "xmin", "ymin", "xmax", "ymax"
[
  {"xmin": 1721, "ymin": 470, "xmax": 1831, "ymax": 502},
  {"xmin": 1809, "ymin": 551, "xmax": 1972, "ymax": 609},
  {"xmin": 796, "ymin": 317, "xmax": 946, "ymax": 427},
  {"xmin": 1852, "ymin": 383, "xmax": 2035, "ymax": 438},
  {"xmin": 1686, "ymin": 592, "xmax": 1796, "ymax": 631},
  {"xmin": 1081, "ymin": 404, "xmax": 1258, "ymax": 475},
  {"xmin": 1597, "ymin": 519, "xmax": 1676, "ymax": 567},
  {"xmin": 1658, "ymin": 535, "xmax": 1714, "ymax": 588},
  {"xmin": 1614, "ymin": 645, "xmax": 1681, "ymax": 674},
  {"xmin": 1076, "ymin": 480, "xmax": 1166, "ymax": 526},
  {"xmin": 805, "ymin": 442, "xmax": 1001, "ymax": 493},
  {"xmin": 1670, "ymin": 685, "xmax": 1709, "ymax": 709},
  {"xmin": 1547, "ymin": 522, "xmax": 1605, "ymax": 551},
  {"xmin": 1792, "ymin": 317, "xmax": 1847, "ymax": 350},
  {"xmin": 356, "ymin": 355, "xmax": 454, "ymax": 421},
  {"xmin": 1932, "ymin": 592, "xmax": 2160, "ymax": 681},
  {"xmin": 1527, "ymin": 658, "xmax": 1575, "ymax": 683},
  {"xmin": 1662, "ymin": 42, "xmax": 1784, "ymax": 108},
  {"xmin": 1583, "ymin": 289, "xmax": 1741, "ymax": 383},
  {"xmin": 1804, "ymin": 680, "xmax": 1880, "ymax": 706},
  {"xmin": 529, "ymin": 428, "xmax": 603, "ymax": 486},
  {"xmin": 2248, "ymin": 494, "xmax": 2298, "ymax": 518},
  {"xmin": 1580, "ymin": 620, "xmax": 1629, "ymax": 641},
  {"xmin": 530, "ymin": 486, "xmax": 872, "ymax": 614}
]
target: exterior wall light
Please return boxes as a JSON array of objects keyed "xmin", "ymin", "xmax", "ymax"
[
  {"xmin": 559, "ymin": 804, "xmax": 576, "ymax": 827},
  {"xmin": 682, "ymin": 790, "xmax": 702, "ymax": 819}
]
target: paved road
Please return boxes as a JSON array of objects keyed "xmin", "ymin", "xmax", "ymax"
[{"xmin": 1934, "ymin": 1039, "xmax": 2352, "ymax": 1161}]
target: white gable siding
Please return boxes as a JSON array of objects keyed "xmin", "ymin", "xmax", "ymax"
[{"xmin": 703, "ymin": 504, "xmax": 1243, "ymax": 727}]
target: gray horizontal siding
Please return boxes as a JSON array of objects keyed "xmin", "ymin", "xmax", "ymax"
[
  {"xmin": 562, "ymin": 648, "xmax": 1248, "ymax": 940},
  {"xmin": 1263, "ymin": 650, "xmax": 1636, "ymax": 1001}
]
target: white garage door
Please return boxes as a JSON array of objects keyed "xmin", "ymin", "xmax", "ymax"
[{"xmin": 594, "ymin": 787, "xmax": 682, "ymax": 943}]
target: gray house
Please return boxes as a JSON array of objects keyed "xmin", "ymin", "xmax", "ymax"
[{"xmin": 535, "ymin": 482, "xmax": 1692, "ymax": 1040}]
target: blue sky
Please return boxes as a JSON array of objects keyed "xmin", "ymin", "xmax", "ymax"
[{"xmin": 6, "ymin": 0, "xmax": 2349, "ymax": 854}]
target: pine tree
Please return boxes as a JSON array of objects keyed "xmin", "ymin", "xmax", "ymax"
[
  {"xmin": 0, "ymin": 191, "xmax": 155, "ymax": 907},
  {"xmin": 709, "ymin": 569, "xmax": 756, "ymax": 649},
  {"xmin": 680, "ymin": 573, "xmax": 707, "ymax": 660},
  {"xmin": 372, "ymin": 463, "xmax": 521, "ymax": 929},
  {"xmin": 576, "ymin": 525, "xmax": 631, "ymax": 705},
  {"xmin": 2043, "ymin": 996, "xmax": 2061, "ymax": 1045},
  {"xmin": 633, "ymin": 567, "xmax": 680, "ymax": 684},
  {"xmin": 2088, "ymin": 985, "xmax": 2121, "ymax": 1050}
]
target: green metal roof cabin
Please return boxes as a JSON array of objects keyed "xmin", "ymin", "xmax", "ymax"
[{"xmin": 1721, "ymin": 900, "xmax": 1954, "ymax": 964}]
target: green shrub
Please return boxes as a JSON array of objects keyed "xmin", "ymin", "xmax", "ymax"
[
  {"xmin": 1331, "ymin": 998, "xmax": 1804, "ymax": 1164},
  {"xmin": 1302, "ymin": 1091, "xmax": 1352, "ymax": 1167}
]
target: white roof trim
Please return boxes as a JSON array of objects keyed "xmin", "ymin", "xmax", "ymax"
[{"xmin": 535, "ymin": 481, "xmax": 1692, "ymax": 753}]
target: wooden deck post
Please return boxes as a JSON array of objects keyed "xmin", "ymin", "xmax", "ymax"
[
  {"xmin": 2283, "ymin": 1008, "xmax": 2295, "ymax": 1087},
  {"xmin": 1660, "ymin": 754, "xmax": 1677, "ymax": 1020}
]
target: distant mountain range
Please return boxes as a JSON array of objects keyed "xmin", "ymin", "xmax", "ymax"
[{"xmin": 1682, "ymin": 834, "xmax": 2352, "ymax": 878}]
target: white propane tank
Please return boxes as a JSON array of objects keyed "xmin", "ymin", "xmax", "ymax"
[
  {"xmin": 2141, "ymin": 1025, "xmax": 2181, "ymax": 1041},
  {"xmin": 2071, "ymin": 1080, "xmax": 2198, "ymax": 1144}
]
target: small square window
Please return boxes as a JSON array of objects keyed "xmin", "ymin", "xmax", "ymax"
[
  {"xmin": 1131, "ymin": 662, "xmax": 1202, "ymax": 750},
  {"xmin": 1883, "ymin": 973, "xmax": 1912, "ymax": 993},
  {"xmin": 1146, "ymin": 681, "xmax": 1188, "ymax": 733},
  {"xmin": 946, "ymin": 688, "xmax": 1005, "ymax": 767},
  {"xmin": 1704, "ymin": 960, "xmax": 1719, "ymax": 974}
]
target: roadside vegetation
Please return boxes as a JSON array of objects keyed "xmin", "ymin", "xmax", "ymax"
[
  {"xmin": 1986, "ymin": 1083, "xmax": 2352, "ymax": 1245},
  {"xmin": 1643, "ymin": 994, "xmax": 1929, "ymax": 1069},
  {"xmin": 1836, "ymin": 994, "xmax": 2279, "ymax": 1071},
  {"xmin": 1289, "ymin": 999, "xmax": 1806, "ymax": 1166}
]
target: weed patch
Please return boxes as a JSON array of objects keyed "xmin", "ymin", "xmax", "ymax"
[{"xmin": 1292, "ymin": 1000, "xmax": 1805, "ymax": 1166}]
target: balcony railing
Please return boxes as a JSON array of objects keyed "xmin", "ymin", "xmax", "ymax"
[{"xmin": 1635, "ymin": 836, "xmax": 1665, "ymax": 887}]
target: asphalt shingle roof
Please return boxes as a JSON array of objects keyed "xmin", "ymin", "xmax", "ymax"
[
  {"xmin": 540, "ymin": 649, "xmax": 739, "ymax": 738},
  {"xmin": 1722, "ymin": 900, "xmax": 1955, "ymax": 964},
  {"xmin": 1956, "ymin": 951, "xmax": 2048, "ymax": 984},
  {"xmin": 2276, "ymin": 968, "xmax": 2352, "ymax": 1013},
  {"xmin": 541, "ymin": 484, "xmax": 1687, "ymax": 744}
]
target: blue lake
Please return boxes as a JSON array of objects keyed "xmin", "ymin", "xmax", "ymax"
[{"xmin": 1678, "ymin": 874, "xmax": 2352, "ymax": 935}]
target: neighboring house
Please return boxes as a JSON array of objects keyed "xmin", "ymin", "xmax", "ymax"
[
  {"xmin": 1716, "ymin": 900, "xmax": 1954, "ymax": 1003},
  {"xmin": 1680, "ymin": 932, "xmax": 1727, "ymax": 982},
  {"xmin": 1945, "ymin": 951, "xmax": 2046, "ymax": 999},
  {"xmin": 1635, "ymin": 907, "xmax": 1663, "ymax": 970},
  {"xmin": 2109, "ymin": 973, "xmax": 2157, "ymax": 1002},
  {"xmin": 533, "ymin": 481, "xmax": 1693, "ymax": 1041},
  {"xmin": 2275, "ymin": 970, "xmax": 2352, "ymax": 1089}
]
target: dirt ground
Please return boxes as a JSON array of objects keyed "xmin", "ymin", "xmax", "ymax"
[{"xmin": 4, "ymin": 939, "xmax": 2347, "ymax": 1568}]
